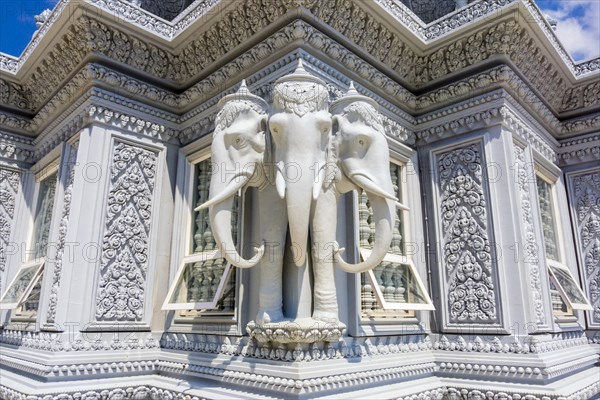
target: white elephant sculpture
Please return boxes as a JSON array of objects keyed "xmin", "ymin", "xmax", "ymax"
[{"xmin": 198, "ymin": 62, "xmax": 402, "ymax": 327}]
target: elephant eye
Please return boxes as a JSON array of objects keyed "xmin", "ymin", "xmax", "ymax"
[
  {"xmin": 318, "ymin": 120, "xmax": 331, "ymax": 135},
  {"xmin": 231, "ymin": 134, "xmax": 248, "ymax": 148},
  {"xmin": 357, "ymin": 135, "xmax": 369, "ymax": 146}
]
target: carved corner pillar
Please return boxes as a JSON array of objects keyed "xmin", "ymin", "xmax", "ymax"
[
  {"xmin": 48, "ymin": 125, "xmax": 171, "ymax": 333},
  {"xmin": 37, "ymin": 141, "xmax": 80, "ymax": 330},
  {"xmin": 0, "ymin": 168, "xmax": 23, "ymax": 296},
  {"xmin": 566, "ymin": 169, "xmax": 600, "ymax": 331},
  {"xmin": 510, "ymin": 141, "xmax": 554, "ymax": 331}
]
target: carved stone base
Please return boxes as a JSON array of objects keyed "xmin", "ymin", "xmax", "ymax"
[{"xmin": 246, "ymin": 318, "xmax": 346, "ymax": 348}]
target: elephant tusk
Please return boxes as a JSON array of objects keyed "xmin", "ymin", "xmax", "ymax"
[
  {"xmin": 195, "ymin": 169, "xmax": 254, "ymax": 211},
  {"xmin": 333, "ymin": 242, "xmax": 346, "ymax": 256},
  {"xmin": 275, "ymin": 168, "xmax": 286, "ymax": 200},
  {"xmin": 334, "ymin": 196, "xmax": 394, "ymax": 274},
  {"xmin": 231, "ymin": 243, "xmax": 265, "ymax": 269},
  {"xmin": 395, "ymin": 201, "xmax": 410, "ymax": 211},
  {"xmin": 350, "ymin": 173, "xmax": 398, "ymax": 202},
  {"xmin": 313, "ymin": 163, "xmax": 326, "ymax": 201}
]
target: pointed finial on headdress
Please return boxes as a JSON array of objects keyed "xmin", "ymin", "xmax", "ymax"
[
  {"xmin": 347, "ymin": 81, "xmax": 359, "ymax": 96},
  {"xmin": 295, "ymin": 59, "xmax": 306, "ymax": 74},
  {"xmin": 218, "ymin": 78, "xmax": 268, "ymax": 112},
  {"xmin": 329, "ymin": 81, "xmax": 379, "ymax": 113},
  {"xmin": 274, "ymin": 57, "xmax": 326, "ymax": 86}
]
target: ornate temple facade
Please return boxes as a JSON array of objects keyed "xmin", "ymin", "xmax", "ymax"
[{"xmin": 0, "ymin": 0, "xmax": 599, "ymax": 398}]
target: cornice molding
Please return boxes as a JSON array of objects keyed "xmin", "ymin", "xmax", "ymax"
[
  {"xmin": 416, "ymin": 90, "xmax": 558, "ymax": 163},
  {"xmin": 1, "ymin": 20, "xmax": 596, "ymax": 163},
  {"xmin": 1, "ymin": 48, "xmax": 418, "ymax": 163},
  {"xmin": 3, "ymin": 0, "xmax": 596, "ymax": 77},
  {"xmin": 0, "ymin": 132, "xmax": 34, "ymax": 164},
  {"xmin": 414, "ymin": 65, "xmax": 600, "ymax": 138},
  {"xmin": 0, "ymin": 329, "xmax": 596, "ymax": 398},
  {"xmin": 557, "ymin": 133, "xmax": 600, "ymax": 166},
  {"xmin": 1, "ymin": 0, "xmax": 598, "ymax": 122},
  {"xmin": 4, "ymin": 80, "xmax": 582, "ymax": 166},
  {"xmin": 433, "ymin": 331, "xmax": 589, "ymax": 354},
  {"xmin": 2, "ymin": 382, "xmax": 598, "ymax": 400}
]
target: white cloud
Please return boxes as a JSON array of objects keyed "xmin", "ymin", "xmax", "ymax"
[{"xmin": 538, "ymin": 0, "xmax": 600, "ymax": 61}]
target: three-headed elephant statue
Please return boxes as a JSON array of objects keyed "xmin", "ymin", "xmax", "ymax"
[{"xmin": 197, "ymin": 61, "xmax": 404, "ymax": 327}]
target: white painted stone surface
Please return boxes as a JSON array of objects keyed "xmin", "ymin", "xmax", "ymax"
[{"xmin": 0, "ymin": 0, "xmax": 598, "ymax": 398}]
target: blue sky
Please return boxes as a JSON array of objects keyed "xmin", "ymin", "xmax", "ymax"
[
  {"xmin": 0, "ymin": 0, "xmax": 58, "ymax": 57},
  {"xmin": 0, "ymin": 0, "xmax": 598, "ymax": 61}
]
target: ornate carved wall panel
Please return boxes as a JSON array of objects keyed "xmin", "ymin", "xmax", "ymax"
[
  {"xmin": 95, "ymin": 141, "xmax": 158, "ymax": 322},
  {"xmin": 0, "ymin": 168, "xmax": 21, "ymax": 293},
  {"xmin": 569, "ymin": 171, "xmax": 600, "ymax": 327},
  {"xmin": 513, "ymin": 144, "xmax": 546, "ymax": 325},
  {"xmin": 45, "ymin": 143, "xmax": 78, "ymax": 324},
  {"xmin": 435, "ymin": 143, "xmax": 500, "ymax": 326}
]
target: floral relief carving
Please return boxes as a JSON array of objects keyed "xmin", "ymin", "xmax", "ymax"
[
  {"xmin": 583, "ymin": 82, "xmax": 600, "ymax": 108},
  {"xmin": 95, "ymin": 141, "xmax": 158, "ymax": 321},
  {"xmin": 513, "ymin": 144, "xmax": 545, "ymax": 324},
  {"xmin": 0, "ymin": 79, "xmax": 32, "ymax": 111},
  {"xmin": 571, "ymin": 171, "xmax": 600, "ymax": 324},
  {"xmin": 0, "ymin": 169, "xmax": 21, "ymax": 292},
  {"xmin": 437, "ymin": 144, "xmax": 499, "ymax": 324},
  {"xmin": 45, "ymin": 143, "xmax": 78, "ymax": 324}
]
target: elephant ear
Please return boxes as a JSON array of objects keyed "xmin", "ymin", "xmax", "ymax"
[
  {"xmin": 263, "ymin": 129, "xmax": 277, "ymax": 186},
  {"xmin": 322, "ymin": 134, "xmax": 340, "ymax": 192}
]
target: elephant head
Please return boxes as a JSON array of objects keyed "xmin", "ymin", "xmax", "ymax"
[
  {"xmin": 196, "ymin": 80, "xmax": 268, "ymax": 268},
  {"xmin": 268, "ymin": 60, "xmax": 332, "ymax": 266},
  {"xmin": 331, "ymin": 83, "xmax": 400, "ymax": 273}
]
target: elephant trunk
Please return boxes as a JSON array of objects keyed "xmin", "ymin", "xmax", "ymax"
[
  {"xmin": 201, "ymin": 167, "xmax": 264, "ymax": 269},
  {"xmin": 209, "ymin": 196, "xmax": 264, "ymax": 268},
  {"xmin": 335, "ymin": 195, "xmax": 394, "ymax": 273},
  {"xmin": 278, "ymin": 165, "xmax": 314, "ymax": 267}
]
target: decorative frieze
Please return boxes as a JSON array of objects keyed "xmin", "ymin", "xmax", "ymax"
[
  {"xmin": 417, "ymin": 90, "xmax": 560, "ymax": 164},
  {"xmin": 513, "ymin": 144, "xmax": 546, "ymax": 325},
  {"xmin": 0, "ymin": 330, "xmax": 159, "ymax": 351},
  {"xmin": 1, "ymin": 22, "xmax": 596, "ymax": 162},
  {"xmin": 419, "ymin": 96, "xmax": 557, "ymax": 165},
  {"xmin": 445, "ymin": 383, "xmax": 600, "ymax": 400},
  {"xmin": 569, "ymin": 171, "xmax": 600, "ymax": 326},
  {"xmin": 0, "ymin": 132, "xmax": 34, "ymax": 163},
  {"xmin": 31, "ymin": 92, "xmax": 178, "ymax": 163},
  {"xmin": 558, "ymin": 134, "xmax": 600, "ymax": 166},
  {"xmin": 1, "ymin": 382, "xmax": 597, "ymax": 400},
  {"xmin": 0, "ymin": 327, "xmax": 590, "ymax": 358},
  {"xmin": 436, "ymin": 144, "xmax": 500, "ymax": 325},
  {"xmin": 0, "ymin": 79, "xmax": 32, "ymax": 111},
  {"xmin": 0, "ymin": 385, "xmax": 186, "ymax": 400},
  {"xmin": 95, "ymin": 141, "xmax": 158, "ymax": 322},
  {"xmin": 1, "ymin": 0, "xmax": 597, "ymax": 118},
  {"xmin": 2, "ymin": 0, "xmax": 595, "ymax": 80},
  {"xmin": 433, "ymin": 332, "xmax": 590, "ymax": 354}
]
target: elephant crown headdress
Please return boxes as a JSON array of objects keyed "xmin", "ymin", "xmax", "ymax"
[
  {"xmin": 273, "ymin": 59, "xmax": 330, "ymax": 116},
  {"xmin": 330, "ymin": 82, "xmax": 384, "ymax": 132},
  {"xmin": 214, "ymin": 80, "xmax": 269, "ymax": 132}
]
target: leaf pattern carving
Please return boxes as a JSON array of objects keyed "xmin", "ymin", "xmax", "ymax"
[
  {"xmin": 437, "ymin": 144, "xmax": 498, "ymax": 323},
  {"xmin": 95, "ymin": 142, "xmax": 157, "ymax": 321},
  {"xmin": 572, "ymin": 171, "xmax": 600, "ymax": 324},
  {"xmin": 0, "ymin": 169, "xmax": 21, "ymax": 292}
]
